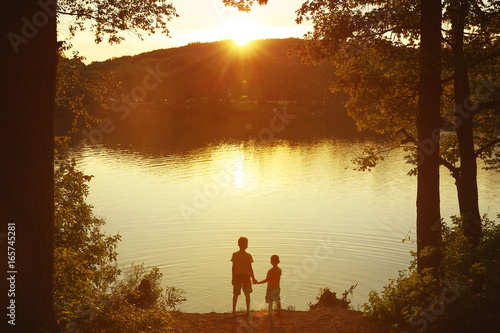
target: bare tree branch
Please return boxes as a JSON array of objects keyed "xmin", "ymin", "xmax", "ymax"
[
  {"xmin": 475, "ymin": 138, "xmax": 500, "ymax": 157},
  {"xmin": 475, "ymin": 99, "xmax": 500, "ymax": 115},
  {"xmin": 439, "ymin": 156, "xmax": 460, "ymax": 179},
  {"xmin": 396, "ymin": 128, "xmax": 461, "ymax": 178}
]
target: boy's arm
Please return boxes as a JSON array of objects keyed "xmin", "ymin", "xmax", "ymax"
[
  {"xmin": 259, "ymin": 269, "xmax": 273, "ymax": 285},
  {"xmin": 249, "ymin": 263, "xmax": 258, "ymax": 284},
  {"xmin": 257, "ymin": 277, "xmax": 268, "ymax": 284},
  {"xmin": 232, "ymin": 262, "xmax": 235, "ymax": 285}
]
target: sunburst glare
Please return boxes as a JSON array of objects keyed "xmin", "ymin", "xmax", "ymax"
[{"xmin": 220, "ymin": 13, "xmax": 263, "ymax": 46}]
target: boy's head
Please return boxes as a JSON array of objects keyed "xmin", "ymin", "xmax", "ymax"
[
  {"xmin": 238, "ymin": 236, "xmax": 248, "ymax": 250},
  {"xmin": 270, "ymin": 254, "xmax": 280, "ymax": 266}
]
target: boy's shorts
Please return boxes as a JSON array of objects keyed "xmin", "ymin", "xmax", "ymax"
[
  {"xmin": 233, "ymin": 274, "xmax": 252, "ymax": 295},
  {"xmin": 265, "ymin": 288, "xmax": 280, "ymax": 303}
]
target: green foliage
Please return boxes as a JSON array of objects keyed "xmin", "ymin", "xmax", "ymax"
[
  {"xmin": 288, "ymin": 0, "xmax": 500, "ymax": 174},
  {"xmin": 113, "ymin": 263, "xmax": 187, "ymax": 311},
  {"xmin": 67, "ymin": 264, "xmax": 182, "ymax": 332},
  {"xmin": 66, "ymin": 287, "xmax": 174, "ymax": 332},
  {"xmin": 54, "ymin": 154, "xmax": 121, "ymax": 327},
  {"xmin": 54, "ymin": 150, "xmax": 184, "ymax": 331},
  {"xmin": 56, "ymin": 54, "xmax": 121, "ymax": 136},
  {"xmin": 57, "ymin": 0, "xmax": 178, "ymax": 44},
  {"xmin": 363, "ymin": 215, "xmax": 500, "ymax": 332},
  {"xmin": 71, "ymin": 301, "xmax": 173, "ymax": 332},
  {"xmin": 363, "ymin": 262, "xmax": 441, "ymax": 330},
  {"xmin": 222, "ymin": 0, "xmax": 269, "ymax": 12},
  {"xmin": 309, "ymin": 284, "xmax": 357, "ymax": 310},
  {"xmin": 328, "ymin": 41, "xmax": 419, "ymax": 135}
]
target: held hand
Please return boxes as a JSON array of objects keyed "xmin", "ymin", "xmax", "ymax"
[{"xmin": 252, "ymin": 278, "xmax": 258, "ymax": 284}]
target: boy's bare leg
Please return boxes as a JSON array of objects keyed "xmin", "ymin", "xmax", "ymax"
[
  {"xmin": 232, "ymin": 294, "xmax": 238, "ymax": 315},
  {"xmin": 276, "ymin": 300, "xmax": 281, "ymax": 316},
  {"xmin": 244, "ymin": 293, "xmax": 251, "ymax": 315}
]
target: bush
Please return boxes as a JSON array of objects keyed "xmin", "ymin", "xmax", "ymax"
[
  {"xmin": 363, "ymin": 215, "xmax": 500, "ymax": 332},
  {"xmin": 67, "ymin": 264, "xmax": 180, "ymax": 332},
  {"xmin": 114, "ymin": 263, "xmax": 187, "ymax": 311},
  {"xmin": 309, "ymin": 284, "xmax": 358, "ymax": 310},
  {"xmin": 54, "ymin": 153, "xmax": 185, "ymax": 332},
  {"xmin": 54, "ymin": 156, "xmax": 121, "ymax": 327}
]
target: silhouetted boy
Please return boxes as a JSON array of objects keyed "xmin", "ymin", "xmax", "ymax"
[
  {"xmin": 257, "ymin": 254, "xmax": 282, "ymax": 317},
  {"xmin": 231, "ymin": 236, "xmax": 258, "ymax": 316}
]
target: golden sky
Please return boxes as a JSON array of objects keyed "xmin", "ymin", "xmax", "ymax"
[{"xmin": 59, "ymin": 0, "xmax": 311, "ymax": 63}]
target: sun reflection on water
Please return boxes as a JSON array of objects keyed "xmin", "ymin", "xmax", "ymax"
[{"xmin": 69, "ymin": 139, "xmax": 500, "ymax": 313}]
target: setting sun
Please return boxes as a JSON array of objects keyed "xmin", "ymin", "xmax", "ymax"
[
  {"xmin": 233, "ymin": 34, "xmax": 251, "ymax": 46},
  {"xmin": 220, "ymin": 14, "xmax": 262, "ymax": 46}
]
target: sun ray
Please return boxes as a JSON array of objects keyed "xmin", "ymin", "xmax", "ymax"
[{"xmin": 220, "ymin": 13, "xmax": 261, "ymax": 46}]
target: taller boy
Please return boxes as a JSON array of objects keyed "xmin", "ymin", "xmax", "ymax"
[{"xmin": 231, "ymin": 236, "xmax": 258, "ymax": 315}]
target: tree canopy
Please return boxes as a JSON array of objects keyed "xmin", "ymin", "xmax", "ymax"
[
  {"xmin": 56, "ymin": 54, "xmax": 120, "ymax": 136},
  {"xmin": 224, "ymin": 0, "xmax": 500, "ymax": 267},
  {"xmin": 57, "ymin": 0, "xmax": 178, "ymax": 44},
  {"xmin": 1, "ymin": 0, "xmax": 180, "ymax": 330}
]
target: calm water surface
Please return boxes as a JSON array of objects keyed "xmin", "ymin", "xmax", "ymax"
[{"xmin": 70, "ymin": 139, "xmax": 500, "ymax": 313}]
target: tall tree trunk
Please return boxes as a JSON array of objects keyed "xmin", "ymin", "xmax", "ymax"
[
  {"xmin": 416, "ymin": 0, "xmax": 442, "ymax": 274},
  {"xmin": 1, "ymin": 0, "xmax": 59, "ymax": 331},
  {"xmin": 451, "ymin": 1, "xmax": 483, "ymax": 246}
]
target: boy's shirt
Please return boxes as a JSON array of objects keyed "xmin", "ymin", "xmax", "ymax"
[
  {"xmin": 266, "ymin": 266, "xmax": 282, "ymax": 289},
  {"xmin": 231, "ymin": 250, "xmax": 253, "ymax": 275}
]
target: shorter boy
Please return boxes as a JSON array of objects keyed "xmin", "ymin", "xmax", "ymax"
[{"xmin": 257, "ymin": 254, "xmax": 282, "ymax": 316}]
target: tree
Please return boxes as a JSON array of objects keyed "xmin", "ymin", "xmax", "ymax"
[
  {"xmin": 299, "ymin": 0, "xmax": 443, "ymax": 273},
  {"xmin": 1, "ymin": 0, "xmax": 59, "ymax": 331},
  {"xmin": 441, "ymin": 0, "xmax": 500, "ymax": 245},
  {"xmin": 57, "ymin": 0, "xmax": 178, "ymax": 44},
  {"xmin": 55, "ymin": 54, "xmax": 120, "ymax": 137},
  {"xmin": 1, "ymin": 1, "xmax": 177, "ymax": 331},
  {"xmin": 448, "ymin": 1, "xmax": 483, "ymax": 244},
  {"xmin": 225, "ymin": 0, "xmax": 444, "ymax": 272},
  {"xmin": 416, "ymin": 0, "xmax": 443, "ymax": 273},
  {"xmin": 222, "ymin": 0, "xmax": 269, "ymax": 12},
  {"xmin": 385, "ymin": 0, "xmax": 500, "ymax": 247},
  {"xmin": 298, "ymin": 1, "xmax": 500, "ymax": 250},
  {"xmin": 224, "ymin": 0, "xmax": 500, "ymax": 254}
]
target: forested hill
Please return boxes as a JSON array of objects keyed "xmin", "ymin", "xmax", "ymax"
[
  {"xmin": 88, "ymin": 38, "xmax": 340, "ymax": 104},
  {"xmin": 70, "ymin": 38, "xmax": 365, "ymax": 143}
]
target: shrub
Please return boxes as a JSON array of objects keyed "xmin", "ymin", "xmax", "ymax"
[
  {"xmin": 164, "ymin": 286, "xmax": 188, "ymax": 310},
  {"xmin": 54, "ymin": 153, "xmax": 184, "ymax": 332},
  {"xmin": 113, "ymin": 263, "xmax": 187, "ymax": 311},
  {"xmin": 54, "ymin": 156, "xmax": 121, "ymax": 327},
  {"xmin": 309, "ymin": 284, "xmax": 358, "ymax": 310},
  {"xmin": 363, "ymin": 215, "xmax": 500, "ymax": 332},
  {"xmin": 68, "ymin": 264, "xmax": 179, "ymax": 332}
]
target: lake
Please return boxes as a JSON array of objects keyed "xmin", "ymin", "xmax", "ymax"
[{"xmin": 69, "ymin": 138, "xmax": 500, "ymax": 313}]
